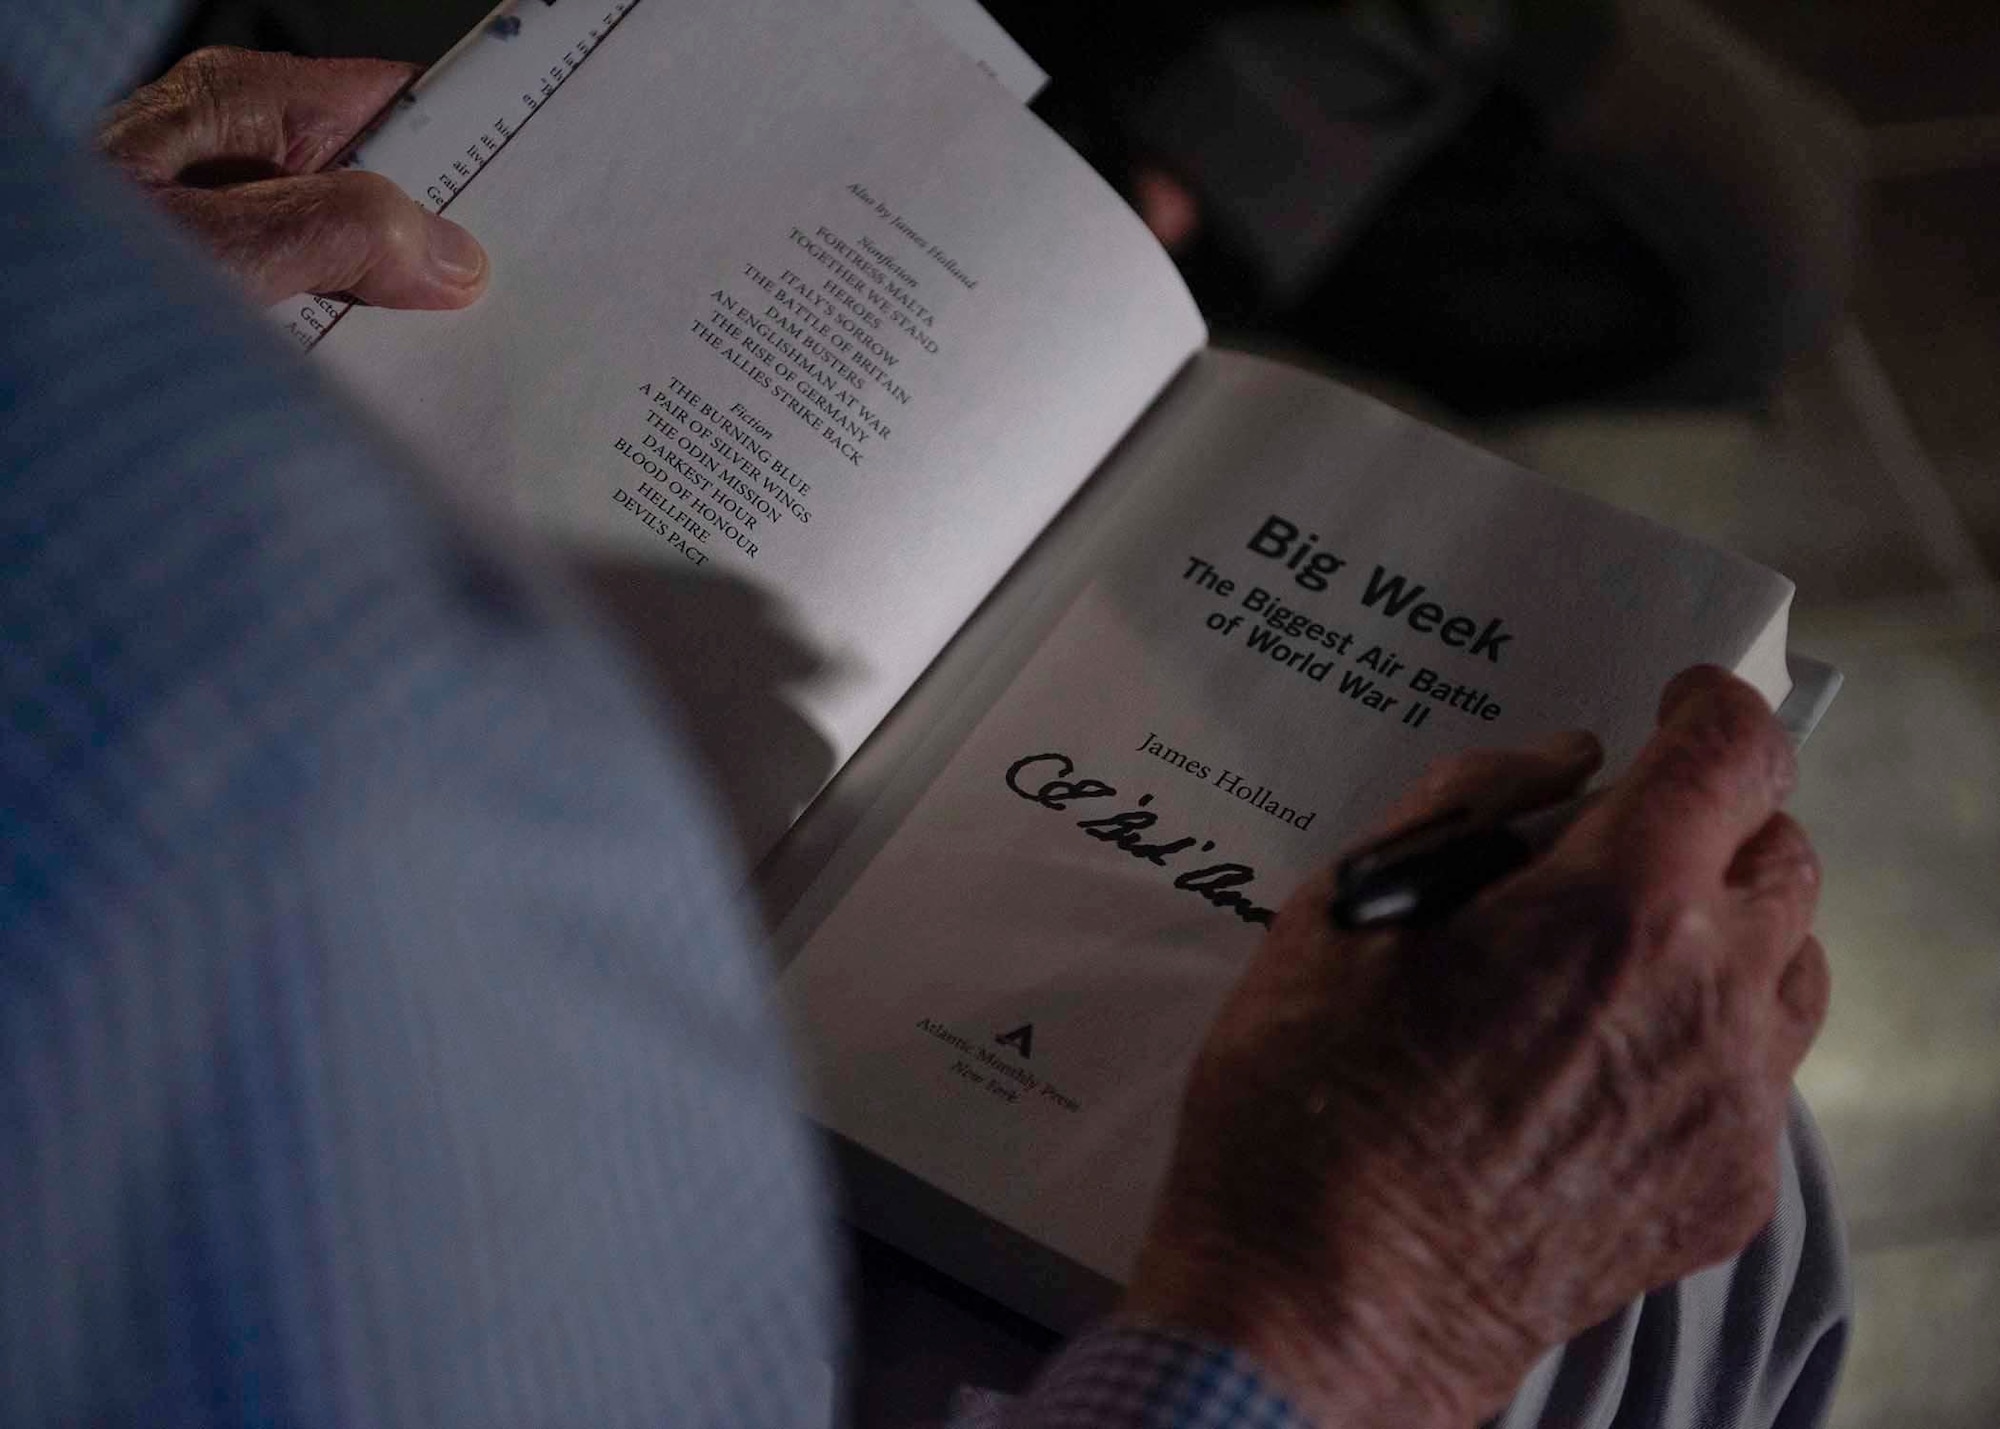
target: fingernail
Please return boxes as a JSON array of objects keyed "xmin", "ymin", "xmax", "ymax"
[
  {"xmin": 426, "ymin": 217, "xmax": 487, "ymax": 286},
  {"xmin": 1538, "ymin": 729, "xmax": 1602, "ymax": 767}
]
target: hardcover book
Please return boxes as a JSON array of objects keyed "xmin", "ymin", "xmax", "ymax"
[{"xmin": 296, "ymin": 0, "xmax": 1839, "ymax": 1330}]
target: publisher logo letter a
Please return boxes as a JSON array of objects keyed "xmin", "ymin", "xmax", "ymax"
[{"xmin": 994, "ymin": 1023, "xmax": 1034, "ymax": 1059}]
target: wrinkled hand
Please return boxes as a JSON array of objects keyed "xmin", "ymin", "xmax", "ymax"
[
  {"xmin": 1125, "ymin": 666, "xmax": 1829, "ymax": 1429},
  {"xmin": 100, "ymin": 47, "xmax": 489, "ymax": 308}
]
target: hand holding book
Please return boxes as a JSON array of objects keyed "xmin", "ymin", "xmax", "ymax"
[
  {"xmin": 163, "ymin": 0, "xmax": 1837, "ymax": 1351},
  {"xmin": 1123, "ymin": 667, "xmax": 1828, "ymax": 1428},
  {"xmin": 97, "ymin": 48, "xmax": 489, "ymax": 309}
]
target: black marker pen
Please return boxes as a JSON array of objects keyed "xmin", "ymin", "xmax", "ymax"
[{"xmin": 1329, "ymin": 793, "xmax": 1593, "ymax": 930}]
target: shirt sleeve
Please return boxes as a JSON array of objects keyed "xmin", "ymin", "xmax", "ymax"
[
  {"xmin": 999, "ymin": 1327, "xmax": 1313, "ymax": 1429},
  {"xmin": 0, "ymin": 75, "xmax": 836, "ymax": 1428}
]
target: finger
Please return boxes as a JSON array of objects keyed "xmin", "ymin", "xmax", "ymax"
[
  {"xmin": 1726, "ymin": 812, "xmax": 1821, "ymax": 973},
  {"xmin": 1132, "ymin": 167, "xmax": 1201, "ymax": 252},
  {"xmin": 1569, "ymin": 666, "xmax": 1795, "ymax": 892},
  {"xmin": 101, "ymin": 48, "xmax": 416, "ymax": 183},
  {"xmin": 1366, "ymin": 729, "xmax": 1602, "ymax": 840},
  {"xmin": 160, "ymin": 170, "xmax": 488, "ymax": 309},
  {"xmin": 1767, "ymin": 936, "xmax": 1831, "ymax": 1079}
]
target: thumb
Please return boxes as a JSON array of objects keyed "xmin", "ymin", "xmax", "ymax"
[{"xmin": 162, "ymin": 168, "xmax": 489, "ymax": 309}]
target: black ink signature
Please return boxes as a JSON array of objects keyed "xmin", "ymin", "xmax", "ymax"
[{"xmin": 1004, "ymin": 753, "xmax": 1275, "ymax": 927}]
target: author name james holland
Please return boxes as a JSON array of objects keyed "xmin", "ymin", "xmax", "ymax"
[{"xmin": 1136, "ymin": 730, "xmax": 1316, "ymax": 832}]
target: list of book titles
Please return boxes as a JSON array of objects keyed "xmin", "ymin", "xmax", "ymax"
[{"xmin": 605, "ymin": 181, "xmax": 976, "ymax": 568}]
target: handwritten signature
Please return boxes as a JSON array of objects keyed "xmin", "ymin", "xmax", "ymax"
[{"xmin": 1004, "ymin": 752, "xmax": 1275, "ymax": 927}]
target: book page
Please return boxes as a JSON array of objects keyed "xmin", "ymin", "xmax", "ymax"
[
  {"xmin": 776, "ymin": 350, "xmax": 1794, "ymax": 1291},
  {"xmin": 912, "ymin": 0, "xmax": 1048, "ymax": 100},
  {"xmin": 304, "ymin": 0, "xmax": 1203, "ymax": 850}
]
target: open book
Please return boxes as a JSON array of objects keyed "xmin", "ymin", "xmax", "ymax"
[{"xmin": 298, "ymin": 0, "xmax": 1839, "ymax": 1330}]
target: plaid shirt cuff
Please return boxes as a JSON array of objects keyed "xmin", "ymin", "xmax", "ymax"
[{"xmin": 1002, "ymin": 1324, "xmax": 1313, "ymax": 1429}]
